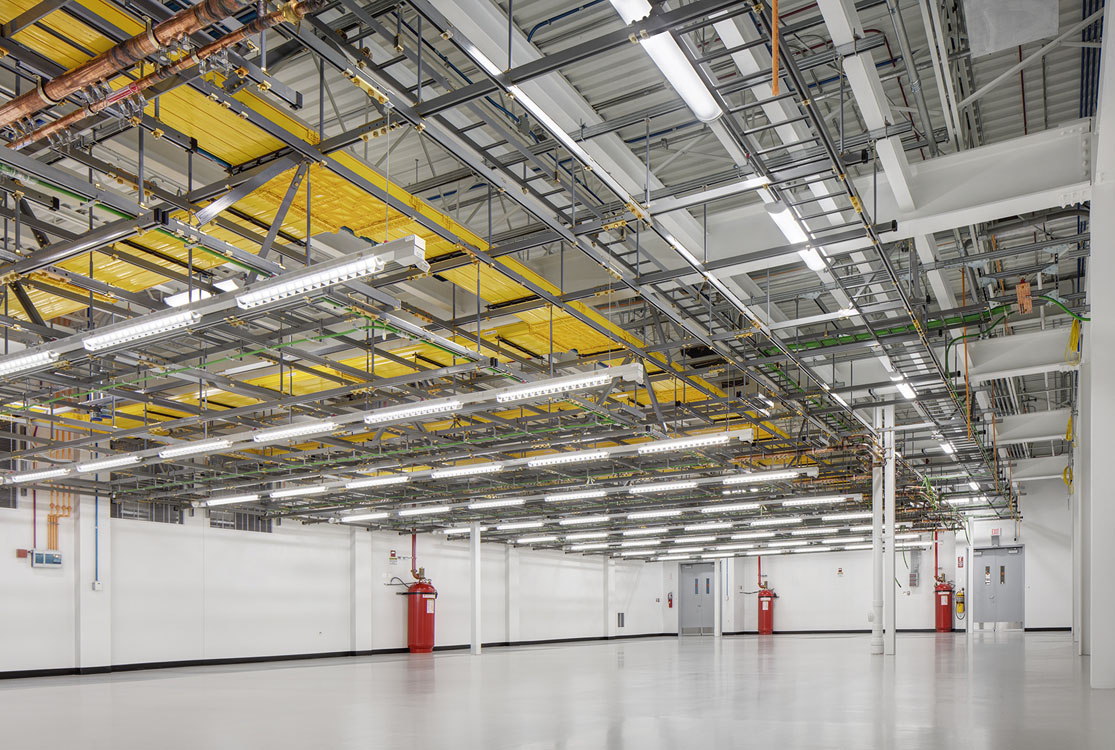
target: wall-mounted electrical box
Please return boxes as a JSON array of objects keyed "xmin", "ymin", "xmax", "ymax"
[{"xmin": 29, "ymin": 549, "xmax": 62, "ymax": 568}]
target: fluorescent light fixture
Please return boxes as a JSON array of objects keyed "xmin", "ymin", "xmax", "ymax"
[
  {"xmin": 623, "ymin": 527, "xmax": 669, "ymax": 536},
  {"xmin": 346, "ymin": 475, "xmax": 409, "ymax": 490},
  {"xmin": 558, "ymin": 515, "xmax": 610, "ymax": 526},
  {"xmin": 0, "ymin": 349, "xmax": 59, "ymax": 377},
  {"xmin": 700, "ymin": 502, "xmax": 759, "ymax": 513},
  {"xmin": 398, "ymin": 505, "xmax": 450, "ymax": 517},
  {"xmin": 638, "ymin": 433, "xmax": 735, "ymax": 455},
  {"xmin": 620, "ymin": 550, "xmax": 655, "ymax": 557},
  {"xmin": 896, "ymin": 533, "xmax": 921, "ymax": 540},
  {"xmin": 76, "ymin": 455, "xmax": 140, "ymax": 473},
  {"xmin": 364, "ymin": 399, "xmax": 462, "ymax": 425},
  {"xmin": 496, "ymin": 372, "xmax": 614, "ymax": 403},
  {"xmin": 746, "ymin": 549, "xmax": 785, "ymax": 556},
  {"xmin": 201, "ymin": 493, "xmax": 259, "ymax": 507},
  {"xmin": 621, "ymin": 539, "xmax": 661, "ymax": 547},
  {"xmin": 939, "ymin": 441, "xmax": 956, "ymax": 455},
  {"xmin": 968, "ymin": 480, "xmax": 980, "ymax": 491},
  {"xmin": 626, "ymin": 509, "xmax": 682, "ymax": 520},
  {"xmin": 750, "ymin": 517, "xmax": 803, "ymax": 526},
  {"xmin": 672, "ymin": 546, "xmax": 705, "ymax": 554},
  {"xmin": 844, "ymin": 543, "xmax": 873, "ymax": 550},
  {"xmin": 527, "ymin": 449, "xmax": 609, "ymax": 468},
  {"xmin": 823, "ymin": 536, "xmax": 867, "ymax": 544},
  {"xmin": 235, "ymin": 253, "xmax": 386, "ymax": 309},
  {"xmin": 629, "ymin": 480, "xmax": 696, "ymax": 494},
  {"xmin": 791, "ymin": 526, "xmax": 841, "ymax": 536},
  {"xmin": 767, "ymin": 540, "xmax": 808, "ymax": 548},
  {"xmin": 898, "ymin": 541, "xmax": 934, "ymax": 548},
  {"xmin": 675, "ymin": 536, "xmax": 715, "ymax": 544},
  {"xmin": 781, "ymin": 495, "xmax": 848, "ymax": 507},
  {"xmin": 896, "ymin": 381, "xmax": 917, "ymax": 400},
  {"xmin": 83, "ymin": 310, "xmax": 200, "ymax": 352},
  {"xmin": 715, "ymin": 543, "xmax": 755, "ymax": 551},
  {"xmin": 605, "ymin": 1, "xmax": 720, "ymax": 121},
  {"xmin": 765, "ymin": 201, "xmax": 827, "ymax": 272},
  {"xmin": 431, "ymin": 462, "xmax": 503, "ymax": 479},
  {"xmin": 685, "ymin": 522, "xmax": 732, "ymax": 531},
  {"xmin": 702, "ymin": 552, "xmax": 736, "ymax": 559},
  {"xmin": 252, "ymin": 420, "xmax": 337, "ymax": 443},
  {"xmin": 565, "ymin": 531, "xmax": 609, "ymax": 540},
  {"xmin": 9, "ymin": 467, "xmax": 69, "ymax": 484},
  {"xmin": 269, "ymin": 485, "xmax": 326, "ymax": 499},
  {"xmin": 467, "ymin": 498, "xmax": 524, "ymax": 510},
  {"xmin": 723, "ymin": 470, "xmax": 800, "ymax": 485},
  {"xmin": 731, "ymin": 531, "xmax": 775, "ymax": 540},
  {"xmin": 159, "ymin": 439, "xmax": 232, "ymax": 459},
  {"xmin": 570, "ymin": 543, "xmax": 610, "ymax": 551},
  {"xmin": 496, "ymin": 521, "xmax": 544, "ymax": 530},
  {"xmin": 657, "ymin": 555, "xmax": 693, "ymax": 561},
  {"xmin": 341, "ymin": 512, "xmax": 389, "ymax": 523},
  {"xmin": 441, "ymin": 526, "xmax": 482, "ymax": 534},
  {"xmin": 165, "ymin": 279, "xmax": 238, "ymax": 307},
  {"xmin": 822, "ymin": 511, "xmax": 873, "ymax": 521},
  {"xmin": 545, "ymin": 488, "xmax": 607, "ymax": 502},
  {"xmin": 518, "ymin": 535, "xmax": 558, "ymax": 544}
]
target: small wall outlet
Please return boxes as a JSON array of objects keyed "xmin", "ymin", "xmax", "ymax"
[{"xmin": 92, "ymin": 581, "xmax": 103, "ymax": 592}]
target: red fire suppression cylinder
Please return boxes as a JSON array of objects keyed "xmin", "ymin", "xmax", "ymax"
[
  {"xmin": 935, "ymin": 581, "xmax": 954, "ymax": 633},
  {"xmin": 758, "ymin": 588, "xmax": 776, "ymax": 635},
  {"xmin": 407, "ymin": 581, "xmax": 437, "ymax": 653}
]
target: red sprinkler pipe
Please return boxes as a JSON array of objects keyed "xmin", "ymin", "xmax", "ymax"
[
  {"xmin": 757, "ymin": 555, "xmax": 762, "ymax": 587},
  {"xmin": 934, "ymin": 531, "xmax": 939, "ymax": 578},
  {"xmin": 411, "ymin": 532, "xmax": 418, "ymax": 579}
]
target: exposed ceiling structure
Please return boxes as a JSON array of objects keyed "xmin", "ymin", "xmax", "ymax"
[{"xmin": 0, "ymin": 0, "xmax": 1092, "ymax": 561}]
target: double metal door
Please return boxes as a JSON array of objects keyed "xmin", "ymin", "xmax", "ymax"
[
  {"xmin": 972, "ymin": 545, "xmax": 1025, "ymax": 625},
  {"xmin": 679, "ymin": 563, "xmax": 715, "ymax": 635}
]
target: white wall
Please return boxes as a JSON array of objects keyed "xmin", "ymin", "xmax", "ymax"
[{"xmin": 0, "ymin": 503, "xmax": 673, "ymax": 673}]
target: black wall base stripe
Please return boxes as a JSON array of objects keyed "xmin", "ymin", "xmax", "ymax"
[
  {"xmin": 0, "ymin": 627, "xmax": 1072, "ymax": 680},
  {"xmin": 0, "ymin": 632, "xmax": 674, "ymax": 680}
]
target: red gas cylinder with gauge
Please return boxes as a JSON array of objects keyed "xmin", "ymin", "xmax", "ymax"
[
  {"xmin": 758, "ymin": 588, "xmax": 776, "ymax": 635},
  {"xmin": 407, "ymin": 580, "xmax": 437, "ymax": 653},
  {"xmin": 935, "ymin": 580, "xmax": 954, "ymax": 632}
]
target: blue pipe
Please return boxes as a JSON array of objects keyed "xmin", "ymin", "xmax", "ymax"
[{"xmin": 527, "ymin": 0, "xmax": 606, "ymax": 43}]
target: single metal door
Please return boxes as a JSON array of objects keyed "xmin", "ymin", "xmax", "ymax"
[
  {"xmin": 678, "ymin": 563, "xmax": 715, "ymax": 635},
  {"xmin": 972, "ymin": 545, "xmax": 1025, "ymax": 626}
]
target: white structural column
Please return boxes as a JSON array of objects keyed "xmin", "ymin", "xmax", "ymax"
[
  {"xmin": 73, "ymin": 491, "xmax": 111, "ymax": 671},
  {"xmin": 603, "ymin": 557, "xmax": 617, "ymax": 638},
  {"xmin": 470, "ymin": 523, "xmax": 481, "ymax": 655},
  {"xmin": 1089, "ymin": 0, "xmax": 1115, "ymax": 689},
  {"xmin": 871, "ymin": 407, "xmax": 884, "ymax": 655},
  {"xmin": 505, "ymin": 546, "xmax": 520, "ymax": 644},
  {"xmin": 883, "ymin": 405, "xmax": 896, "ymax": 655},
  {"xmin": 712, "ymin": 560, "xmax": 723, "ymax": 638},
  {"xmin": 1076, "ymin": 350, "xmax": 1090, "ymax": 653}
]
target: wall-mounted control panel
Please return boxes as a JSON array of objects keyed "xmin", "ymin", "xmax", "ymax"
[{"xmin": 29, "ymin": 549, "xmax": 62, "ymax": 568}]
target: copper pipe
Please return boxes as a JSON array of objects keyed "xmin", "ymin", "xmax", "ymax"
[
  {"xmin": 0, "ymin": 0, "xmax": 249, "ymax": 131},
  {"xmin": 8, "ymin": 1, "xmax": 325, "ymax": 150}
]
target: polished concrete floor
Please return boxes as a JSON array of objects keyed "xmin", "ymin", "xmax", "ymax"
[{"xmin": 1, "ymin": 632, "xmax": 1111, "ymax": 749}]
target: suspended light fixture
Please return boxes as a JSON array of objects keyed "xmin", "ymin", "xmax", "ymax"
[
  {"xmin": 496, "ymin": 372, "xmax": 614, "ymax": 403},
  {"xmin": 750, "ymin": 517, "xmax": 803, "ymax": 526},
  {"xmin": 341, "ymin": 512, "xmax": 390, "ymax": 523},
  {"xmin": 252, "ymin": 420, "xmax": 338, "ymax": 443},
  {"xmin": 235, "ymin": 253, "xmax": 388, "ymax": 309},
  {"xmin": 467, "ymin": 498, "xmax": 524, "ymax": 510},
  {"xmin": 496, "ymin": 521, "xmax": 545, "ymax": 531},
  {"xmin": 527, "ymin": 449, "xmax": 609, "ymax": 468},
  {"xmin": 700, "ymin": 502, "xmax": 760, "ymax": 513},
  {"xmin": 606, "ymin": 0, "xmax": 721, "ymax": 122},
  {"xmin": 638, "ymin": 432, "xmax": 739, "ymax": 455},
  {"xmin": 722, "ymin": 469, "xmax": 800, "ymax": 485},
  {"xmin": 270, "ymin": 486, "xmax": 327, "ymax": 499},
  {"xmin": 431, "ymin": 462, "xmax": 503, "ymax": 479},
  {"xmin": 364, "ymin": 399, "xmax": 462, "ymax": 425},
  {"xmin": 9, "ymin": 467, "xmax": 70, "ymax": 484},
  {"xmin": 518, "ymin": 535, "xmax": 558, "ymax": 544},
  {"xmin": 628, "ymin": 480, "xmax": 697, "ymax": 494},
  {"xmin": 0, "ymin": 349, "xmax": 59, "ymax": 378},
  {"xmin": 345, "ymin": 475, "xmax": 409, "ymax": 490},
  {"xmin": 159, "ymin": 439, "xmax": 232, "ymax": 459},
  {"xmin": 197, "ymin": 493, "xmax": 259, "ymax": 508},
  {"xmin": 544, "ymin": 488, "xmax": 607, "ymax": 502},
  {"xmin": 558, "ymin": 515, "xmax": 610, "ymax": 526},
  {"xmin": 765, "ymin": 201, "xmax": 826, "ymax": 271},
  {"xmin": 398, "ymin": 505, "xmax": 450, "ymax": 517},
  {"xmin": 76, "ymin": 454, "xmax": 140, "ymax": 473},
  {"xmin": 83, "ymin": 310, "xmax": 200, "ymax": 352}
]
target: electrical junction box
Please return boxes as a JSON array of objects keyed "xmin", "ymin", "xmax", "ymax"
[{"xmin": 30, "ymin": 549, "xmax": 62, "ymax": 568}]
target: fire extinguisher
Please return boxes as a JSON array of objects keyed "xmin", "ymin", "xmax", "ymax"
[
  {"xmin": 667, "ymin": 592, "xmax": 673, "ymax": 609},
  {"xmin": 955, "ymin": 588, "xmax": 966, "ymax": 621},
  {"xmin": 934, "ymin": 576, "xmax": 954, "ymax": 633}
]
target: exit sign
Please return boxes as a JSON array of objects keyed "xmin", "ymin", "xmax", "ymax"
[{"xmin": 991, "ymin": 528, "xmax": 1001, "ymax": 536}]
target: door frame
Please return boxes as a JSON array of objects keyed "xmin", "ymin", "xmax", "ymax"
[
  {"xmin": 678, "ymin": 562, "xmax": 715, "ymax": 636},
  {"xmin": 971, "ymin": 544, "xmax": 1025, "ymax": 630}
]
